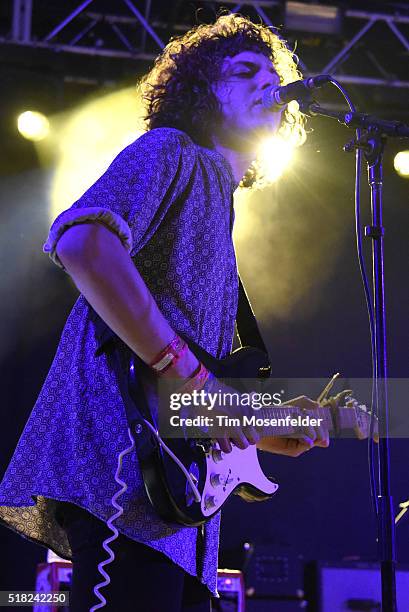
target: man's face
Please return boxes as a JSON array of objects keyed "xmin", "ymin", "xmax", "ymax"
[{"xmin": 212, "ymin": 50, "xmax": 283, "ymax": 150}]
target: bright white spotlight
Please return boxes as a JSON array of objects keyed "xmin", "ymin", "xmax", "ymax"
[
  {"xmin": 17, "ymin": 111, "xmax": 50, "ymax": 141},
  {"xmin": 394, "ymin": 151, "xmax": 409, "ymax": 178},
  {"xmin": 258, "ymin": 135, "xmax": 295, "ymax": 182}
]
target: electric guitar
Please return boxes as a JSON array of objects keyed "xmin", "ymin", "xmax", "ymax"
[{"xmin": 128, "ymin": 341, "xmax": 377, "ymax": 527}]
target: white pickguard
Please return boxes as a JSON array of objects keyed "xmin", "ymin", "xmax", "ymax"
[{"xmin": 200, "ymin": 444, "xmax": 279, "ymax": 517}]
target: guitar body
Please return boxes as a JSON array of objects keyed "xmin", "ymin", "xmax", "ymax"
[{"xmin": 128, "ymin": 343, "xmax": 279, "ymax": 526}]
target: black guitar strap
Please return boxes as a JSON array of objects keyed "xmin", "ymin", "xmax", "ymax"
[{"xmin": 237, "ymin": 276, "xmax": 270, "ymax": 359}]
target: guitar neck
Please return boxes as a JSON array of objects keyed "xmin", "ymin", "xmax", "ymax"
[{"xmin": 255, "ymin": 405, "xmax": 355, "ymax": 436}]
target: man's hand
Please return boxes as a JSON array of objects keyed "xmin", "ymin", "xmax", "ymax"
[
  {"xmin": 216, "ymin": 414, "xmax": 261, "ymax": 453},
  {"xmin": 199, "ymin": 376, "xmax": 261, "ymax": 453},
  {"xmin": 256, "ymin": 395, "xmax": 330, "ymax": 457},
  {"xmin": 256, "ymin": 436, "xmax": 315, "ymax": 457}
]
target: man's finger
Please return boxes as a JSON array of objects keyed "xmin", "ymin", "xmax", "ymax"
[
  {"xmin": 297, "ymin": 435, "xmax": 314, "ymax": 448},
  {"xmin": 243, "ymin": 425, "xmax": 260, "ymax": 445},
  {"xmin": 301, "ymin": 426, "xmax": 317, "ymax": 443},
  {"xmin": 315, "ymin": 434, "xmax": 330, "ymax": 448},
  {"xmin": 230, "ymin": 429, "xmax": 250, "ymax": 450},
  {"xmin": 285, "ymin": 437, "xmax": 314, "ymax": 457},
  {"xmin": 217, "ymin": 438, "xmax": 232, "ymax": 453},
  {"xmin": 313, "ymin": 422, "xmax": 330, "ymax": 448}
]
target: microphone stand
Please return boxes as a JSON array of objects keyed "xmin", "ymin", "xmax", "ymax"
[{"xmin": 299, "ymin": 101, "xmax": 409, "ymax": 612}]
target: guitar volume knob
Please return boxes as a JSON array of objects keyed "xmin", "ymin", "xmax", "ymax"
[
  {"xmin": 204, "ymin": 495, "xmax": 218, "ymax": 510},
  {"xmin": 212, "ymin": 449, "xmax": 224, "ymax": 463},
  {"xmin": 210, "ymin": 473, "xmax": 226, "ymax": 487}
]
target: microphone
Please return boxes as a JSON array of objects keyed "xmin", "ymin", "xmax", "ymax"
[{"xmin": 262, "ymin": 74, "xmax": 331, "ymax": 110}]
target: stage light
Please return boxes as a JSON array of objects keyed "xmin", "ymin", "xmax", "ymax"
[
  {"xmin": 257, "ymin": 135, "xmax": 295, "ymax": 183},
  {"xmin": 17, "ymin": 111, "xmax": 50, "ymax": 141},
  {"xmin": 285, "ymin": 1, "xmax": 342, "ymax": 34},
  {"xmin": 254, "ymin": 102, "xmax": 305, "ymax": 183},
  {"xmin": 394, "ymin": 151, "xmax": 409, "ymax": 178}
]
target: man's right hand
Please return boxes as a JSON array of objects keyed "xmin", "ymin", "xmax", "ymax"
[{"xmin": 202, "ymin": 376, "xmax": 261, "ymax": 453}]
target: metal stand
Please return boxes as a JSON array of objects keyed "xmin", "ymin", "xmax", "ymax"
[
  {"xmin": 299, "ymin": 101, "xmax": 409, "ymax": 612},
  {"xmin": 362, "ymin": 130, "xmax": 396, "ymax": 612}
]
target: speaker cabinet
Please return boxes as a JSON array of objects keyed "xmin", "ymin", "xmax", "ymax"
[{"xmin": 305, "ymin": 561, "xmax": 409, "ymax": 611}]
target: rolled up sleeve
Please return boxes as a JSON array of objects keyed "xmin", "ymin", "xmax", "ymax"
[
  {"xmin": 43, "ymin": 206, "xmax": 133, "ymax": 268},
  {"xmin": 43, "ymin": 128, "xmax": 195, "ymax": 269}
]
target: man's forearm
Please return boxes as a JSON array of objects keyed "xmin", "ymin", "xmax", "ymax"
[{"xmin": 56, "ymin": 222, "xmax": 198, "ymax": 376}]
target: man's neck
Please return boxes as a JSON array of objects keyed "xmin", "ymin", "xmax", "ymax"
[{"xmin": 211, "ymin": 138, "xmax": 255, "ymax": 185}]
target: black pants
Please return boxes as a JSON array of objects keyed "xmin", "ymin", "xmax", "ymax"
[{"xmin": 58, "ymin": 504, "xmax": 211, "ymax": 612}]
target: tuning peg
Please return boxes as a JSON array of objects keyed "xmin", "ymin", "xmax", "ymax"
[{"xmin": 334, "ymin": 390, "xmax": 354, "ymax": 402}]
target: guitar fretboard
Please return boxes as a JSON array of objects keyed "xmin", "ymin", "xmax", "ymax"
[{"xmin": 252, "ymin": 405, "xmax": 358, "ymax": 436}]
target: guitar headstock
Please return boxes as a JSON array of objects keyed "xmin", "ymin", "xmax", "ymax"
[{"xmin": 322, "ymin": 390, "xmax": 379, "ymax": 441}]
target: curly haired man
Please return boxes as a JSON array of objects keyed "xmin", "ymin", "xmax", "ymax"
[{"xmin": 0, "ymin": 13, "xmax": 328, "ymax": 612}]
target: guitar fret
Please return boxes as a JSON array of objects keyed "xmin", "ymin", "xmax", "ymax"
[
  {"xmin": 245, "ymin": 402, "xmax": 371, "ymax": 440},
  {"xmin": 254, "ymin": 405, "xmax": 331, "ymax": 437}
]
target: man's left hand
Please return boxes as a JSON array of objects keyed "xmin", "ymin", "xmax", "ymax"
[{"xmin": 256, "ymin": 395, "xmax": 330, "ymax": 457}]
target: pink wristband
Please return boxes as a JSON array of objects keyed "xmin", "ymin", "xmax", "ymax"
[
  {"xmin": 179, "ymin": 363, "xmax": 210, "ymax": 394},
  {"xmin": 150, "ymin": 335, "xmax": 187, "ymax": 375}
]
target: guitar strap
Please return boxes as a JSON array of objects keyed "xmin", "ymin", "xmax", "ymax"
[{"xmin": 237, "ymin": 276, "xmax": 271, "ymax": 360}]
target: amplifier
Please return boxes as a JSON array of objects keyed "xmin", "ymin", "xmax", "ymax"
[
  {"xmin": 245, "ymin": 598, "xmax": 307, "ymax": 611},
  {"xmin": 34, "ymin": 561, "xmax": 72, "ymax": 612},
  {"xmin": 305, "ymin": 561, "xmax": 409, "ymax": 611},
  {"xmin": 245, "ymin": 545, "xmax": 304, "ymax": 598},
  {"xmin": 214, "ymin": 569, "xmax": 245, "ymax": 612},
  {"xmin": 36, "ymin": 561, "xmax": 243, "ymax": 612}
]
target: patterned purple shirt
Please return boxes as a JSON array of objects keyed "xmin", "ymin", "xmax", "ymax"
[{"xmin": 0, "ymin": 128, "xmax": 238, "ymax": 596}]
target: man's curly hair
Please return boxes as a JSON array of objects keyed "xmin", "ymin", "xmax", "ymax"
[
  {"xmin": 140, "ymin": 13, "xmax": 306, "ymax": 186},
  {"xmin": 140, "ymin": 13, "xmax": 305, "ymax": 187}
]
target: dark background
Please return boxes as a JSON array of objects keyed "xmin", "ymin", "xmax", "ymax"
[{"xmin": 0, "ymin": 0, "xmax": 408, "ymax": 602}]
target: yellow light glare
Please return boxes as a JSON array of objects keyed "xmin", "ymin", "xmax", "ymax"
[
  {"xmin": 394, "ymin": 151, "xmax": 409, "ymax": 178},
  {"xmin": 287, "ymin": 99, "xmax": 300, "ymax": 114},
  {"xmin": 258, "ymin": 136, "xmax": 295, "ymax": 182},
  {"xmin": 17, "ymin": 111, "xmax": 50, "ymax": 141},
  {"xmin": 48, "ymin": 87, "xmax": 145, "ymax": 219}
]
